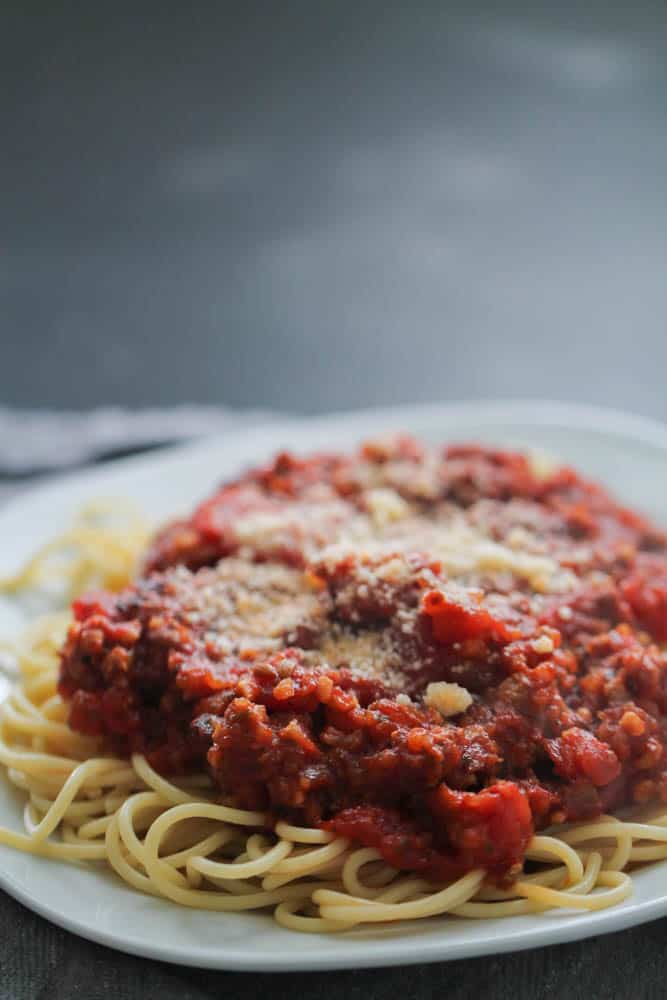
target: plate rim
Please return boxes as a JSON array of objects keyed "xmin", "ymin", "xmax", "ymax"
[
  {"xmin": 4, "ymin": 396, "xmax": 667, "ymax": 527},
  {"xmin": 2, "ymin": 397, "xmax": 667, "ymax": 971}
]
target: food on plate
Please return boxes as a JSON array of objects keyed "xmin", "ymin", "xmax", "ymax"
[{"xmin": 2, "ymin": 436, "xmax": 667, "ymax": 931}]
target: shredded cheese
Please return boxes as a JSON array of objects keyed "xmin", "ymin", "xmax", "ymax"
[
  {"xmin": 532, "ymin": 635, "xmax": 555, "ymax": 655},
  {"xmin": 364, "ymin": 488, "xmax": 410, "ymax": 528},
  {"xmin": 319, "ymin": 515, "xmax": 576, "ymax": 596},
  {"xmin": 424, "ymin": 681, "xmax": 473, "ymax": 718}
]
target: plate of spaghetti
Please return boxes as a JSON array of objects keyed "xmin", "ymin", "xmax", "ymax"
[{"xmin": 2, "ymin": 399, "xmax": 667, "ymax": 971}]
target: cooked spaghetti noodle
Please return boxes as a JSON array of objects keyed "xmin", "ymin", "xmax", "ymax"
[{"xmin": 4, "ymin": 489, "xmax": 667, "ymax": 933}]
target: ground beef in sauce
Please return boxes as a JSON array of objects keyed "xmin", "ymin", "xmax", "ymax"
[{"xmin": 59, "ymin": 437, "xmax": 667, "ymax": 883}]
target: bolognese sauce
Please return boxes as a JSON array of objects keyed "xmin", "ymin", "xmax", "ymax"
[{"xmin": 58, "ymin": 438, "xmax": 667, "ymax": 884}]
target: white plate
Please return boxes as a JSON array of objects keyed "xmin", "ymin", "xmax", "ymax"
[{"xmin": 2, "ymin": 399, "xmax": 667, "ymax": 971}]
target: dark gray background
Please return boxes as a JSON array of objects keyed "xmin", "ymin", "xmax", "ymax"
[
  {"xmin": 2, "ymin": 2, "xmax": 666, "ymax": 418},
  {"xmin": 2, "ymin": 3, "xmax": 667, "ymax": 998}
]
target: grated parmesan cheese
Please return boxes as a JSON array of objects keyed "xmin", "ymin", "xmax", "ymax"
[
  {"xmin": 424, "ymin": 681, "xmax": 473, "ymax": 717},
  {"xmin": 364, "ymin": 488, "xmax": 410, "ymax": 528},
  {"xmin": 318, "ymin": 514, "xmax": 576, "ymax": 596},
  {"xmin": 532, "ymin": 634, "xmax": 555, "ymax": 654},
  {"xmin": 528, "ymin": 449, "xmax": 558, "ymax": 480},
  {"xmin": 317, "ymin": 626, "xmax": 404, "ymax": 689}
]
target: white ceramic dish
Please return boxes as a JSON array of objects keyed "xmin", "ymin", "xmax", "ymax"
[{"xmin": 1, "ymin": 399, "xmax": 667, "ymax": 971}]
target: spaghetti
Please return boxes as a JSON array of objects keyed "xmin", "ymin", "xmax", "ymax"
[
  {"xmin": 0, "ymin": 442, "xmax": 667, "ymax": 932},
  {"xmin": 0, "ymin": 618, "xmax": 652, "ymax": 931}
]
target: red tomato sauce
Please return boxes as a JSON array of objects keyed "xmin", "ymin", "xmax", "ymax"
[{"xmin": 58, "ymin": 438, "xmax": 667, "ymax": 883}]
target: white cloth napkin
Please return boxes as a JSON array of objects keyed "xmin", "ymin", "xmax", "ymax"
[
  {"xmin": 0, "ymin": 406, "xmax": 278, "ymax": 503},
  {"xmin": 0, "ymin": 406, "xmax": 278, "ymax": 474}
]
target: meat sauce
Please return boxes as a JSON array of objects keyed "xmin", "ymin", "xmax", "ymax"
[{"xmin": 58, "ymin": 439, "xmax": 667, "ymax": 883}]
